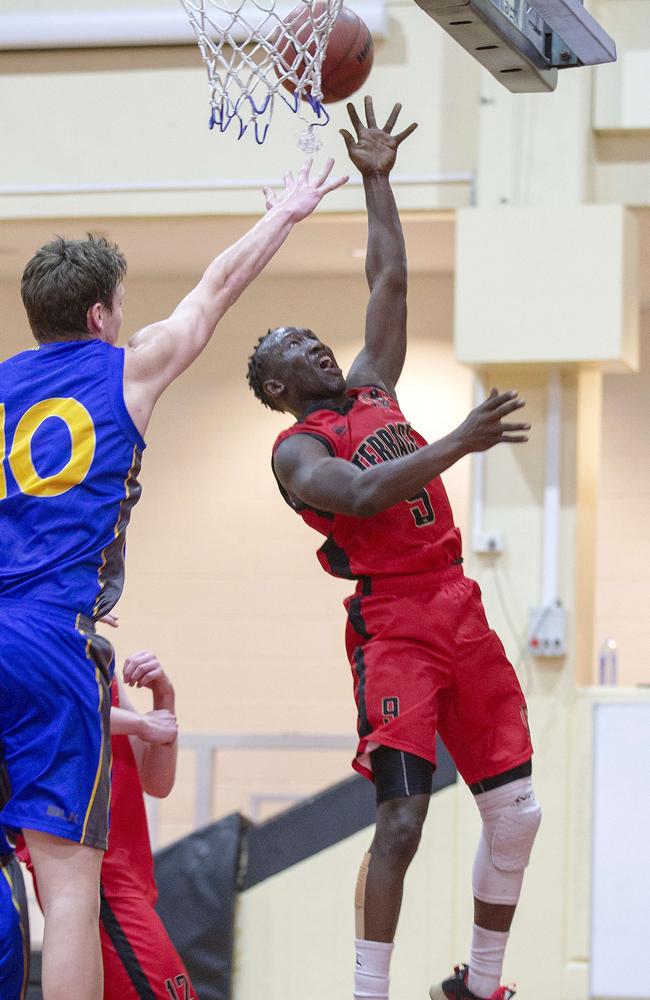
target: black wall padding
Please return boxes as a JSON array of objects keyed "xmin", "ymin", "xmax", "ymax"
[
  {"xmin": 154, "ymin": 812, "xmax": 245, "ymax": 1000},
  {"xmin": 242, "ymin": 734, "xmax": 457, "ymax": 889}
]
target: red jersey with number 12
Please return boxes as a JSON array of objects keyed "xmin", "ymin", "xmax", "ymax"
[{"xmin": 272, "ymin": 386, "xmax": 462, "ymax": 579}]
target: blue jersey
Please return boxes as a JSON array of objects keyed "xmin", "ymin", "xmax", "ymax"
[
  {"xmin": 0, "ymin": 856, "xmax": 29, "ymax": 1000},
  {"xmin": 0, "ymin": 339, "xmax": 145, "ymax": 618}
]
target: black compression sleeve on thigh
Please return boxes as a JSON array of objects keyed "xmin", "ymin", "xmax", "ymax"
[
  {"xmin": 371, "ymin": 746, "xmax": 434, "ymax": 804},
  {"xmin": 469, "ymin": 758, "xmax": 532, "ymax": 795}
]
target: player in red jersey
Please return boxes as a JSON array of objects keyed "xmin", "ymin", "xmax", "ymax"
[
  {"xmin": 246, "ymin": 98, "xmax": 541, "ymax": 1000},
  {"xmin": 21, "ymin": 633, "xmax": 196, "ymax": 1000},
  {"xmin": 100, "ymin": 646, "xmax": 197, "ymax": 1000}
]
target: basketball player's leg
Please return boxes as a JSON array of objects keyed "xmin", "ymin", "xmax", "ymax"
[
  {"xmin": 346, "ymin": 577, "xmax": 448, "ymax": 1000},
  {"xmin": 0, "ymin": 609, "xmax": 114, "ymax": 1000},
  {"xmin": 354, "ymin": 749, "xmax": 434, "ymax": 1000},
  {"xmin": 361, "ymin": 748, "xmax": 433, "ymax": 941},
  {"xmin": 428, "ymin": 770, "xmax": 540, "ymax": 1000},
  {"xmin": 24, "ymin": 829, "xmax": 104, "ymax": 1000},
  {"xmin": 100, "ymin": 892, "xmax": 198, "ymax": 1000},
  {"xmin": 433, "ymin": 576, "xmax": 540, "ymax": 999},
  {"xmin": 345, "ymin": 585, "xmax": 442, "ymax": 999}
]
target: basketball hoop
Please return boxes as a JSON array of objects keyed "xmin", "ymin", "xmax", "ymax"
[{"xmin": 179, "ymin": 0, "xmax": 344, "ymax": 145}]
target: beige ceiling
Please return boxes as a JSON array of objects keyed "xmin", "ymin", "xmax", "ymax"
[{"xmin": 0, "ymin": 212, "xmax": 455, "ymax": 281}]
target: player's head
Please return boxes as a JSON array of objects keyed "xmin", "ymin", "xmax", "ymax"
[
  {"xmin": 21, "ymin": 235, "xmax": 127, "ymax": 345},
  {"xmin": 247, "ymin": 326, "xmax": 345, "ymax": 414}
]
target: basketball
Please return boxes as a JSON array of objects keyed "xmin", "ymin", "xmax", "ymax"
[{"xmin": 275, "ymin": 4, "xmax": 374, "ymax": 104}]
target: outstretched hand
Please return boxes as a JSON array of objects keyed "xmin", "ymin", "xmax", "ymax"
[
  {"xmin": 455, "ymin": 388, "xmax": 531, "ymax": 453},
  {"xmin": 262, "ymin": 157, "xmax": 348, "ymax": 219},
  {"xmin": 340, "ymin": 95, "xmax": 417, "ymax": 177}
]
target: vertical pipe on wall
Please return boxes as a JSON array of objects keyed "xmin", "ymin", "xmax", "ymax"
[
  {"xmin": 542, "ymin": 369, "xmax": 562, "ymax": 606},
  {"xmin": 472, "ymin": 374, "xmax": 486, "ymax": 544}
]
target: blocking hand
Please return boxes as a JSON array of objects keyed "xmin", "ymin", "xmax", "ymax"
[
  {"xmin": 262, "ymin": 157, "xmax": 348, "ymax": 218},
  {"xmin": 340, "ymin": 95, "xmax": 417, "ymax": 176}
]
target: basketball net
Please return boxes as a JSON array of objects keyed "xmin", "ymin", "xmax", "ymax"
[{"xmin": 179, "ymin": 0, "xmax": 344, "ymax": 146}]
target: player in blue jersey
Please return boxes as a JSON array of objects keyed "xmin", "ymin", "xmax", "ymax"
[
  {"xmin": 0, "ymin": 837, "xmax": 30, "ymax": 1000},
  {"xmin": 0, "ymin": 158, "xmax": 347, "ymax": 1000},
  {"xmin": 0, "ymin": 761, "xmax": 29, "ymax": 1000}
]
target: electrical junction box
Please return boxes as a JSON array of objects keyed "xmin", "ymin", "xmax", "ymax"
[
  {"xmin": 473, "ymin": 531, "xmax": 504, "ymax": 554},
  {"xmin": 528, "ymin": 603, "xmax": 567, "ymax": 657}
]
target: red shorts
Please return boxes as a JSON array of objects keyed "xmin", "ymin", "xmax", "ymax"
[
  {"xmin": 100, "ymin": 892, "xmax": 197, "ymax": 1000},
  {"xmin": 344, "ymin": 564, "xmax": 533, "ymax": 787}
]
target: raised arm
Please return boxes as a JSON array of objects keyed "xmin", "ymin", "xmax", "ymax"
[
  {"xmin": 123, "ymin": 159, "xmax": 348, "ymax": 435},
  {"xmin": 274, "ymin": 389, "xmax": 529, "ymax": 517},
  {"xmin": 340, "ymin": 97, "xmax": 417, "ymax": 397}
]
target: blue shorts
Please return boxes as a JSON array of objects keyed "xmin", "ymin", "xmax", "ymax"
[
  {"xmin": 0, "ymin": 855, "xmax": 29, "ymax": 1000},
  {"xmin": 0, "ymin": 601, "xmax": 113, "ymax": 850}
]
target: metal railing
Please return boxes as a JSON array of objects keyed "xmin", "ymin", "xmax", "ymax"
[{"xmin": 146, "ymin": 731, "xmax": 356, "ymax": 850}]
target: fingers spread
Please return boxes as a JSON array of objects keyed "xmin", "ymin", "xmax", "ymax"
[
  {"xmin": 395, "ymin": 120, "xmax": 418, "ymax": 145},
  {"xmin": 339, "ymin": 128, "xmax": 355, "ymax": 154},
  {"xmin": 485, "ymin": 389, "xmax": 516, "ymax": 409},
  {"xmin": 383, "ymin": 102, "xmax": 402, "ymax": 134},
  {"xmin": 496, "ymin": 397, "xmax": 526, "ymax": 417},
  {"xmin": 346, "ymin": 101, "xmax": 363, "ymax": 136},
  {"xmin": 363, "ymin": 94, "xmax": 377, "ymax": 128},
  {"xmin": 316, "ymin": 157, "xmax": 335, "ymax": 184},
  {"xmin": 499, "ymin": 421, "xmax": 531, "ymax": 432},
  {"xmin": 298, "ymin": 157, "xmax": 313, "ymax": 178},
  {"xmin": 323, "ymin": 173, "xmax": 349, "ymax": 193}
]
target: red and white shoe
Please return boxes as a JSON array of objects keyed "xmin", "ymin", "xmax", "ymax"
[{"xmin": 429, "ymin": 964, "xmax": 516, "ymax": 1000}]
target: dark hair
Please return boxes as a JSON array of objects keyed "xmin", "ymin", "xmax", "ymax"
[
  {"xmin": 21, "ymin": 234, "xmax": 127, "ymax": 343},
  {"xmin": 246, "ymin": 329, "xmax": 282, "ymax": 411}
]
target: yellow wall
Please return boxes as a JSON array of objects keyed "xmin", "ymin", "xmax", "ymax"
[
  {"xmin": 594, "ymin": 312, "xmax": 650, "ymax": 688},
  {"xmin": 455, "ymin": 205, "xmax": 639, "ymax": 368}
]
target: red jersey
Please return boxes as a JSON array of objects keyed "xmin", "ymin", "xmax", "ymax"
[
  {"xmin": 101, "ymin": 680, "xmax": 157, "ymax": 904},
  {"xmin": 272, "ymin": 386, "xmax": 462, "ymax": 579}
]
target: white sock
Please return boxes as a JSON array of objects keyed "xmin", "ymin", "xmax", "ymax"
[
  {"xmin": 354, "ymin": 938, "xmax": 393, "ymax": 1000},
  {"xmin": 467, "ymin": 924, "xmax": 509, "ymax": 998}
]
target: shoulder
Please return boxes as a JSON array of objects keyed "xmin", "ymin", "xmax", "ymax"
[
  {"xmin": 348, "ymin": 385, "xmax": 402, "ymax": 415},
  {"xmin": 273, "ymin": 399, "xmax": 357, "ymax": 454},
  {"xmin": 273, "ymin": 429, "xmax": 335, "ymax": 479},
  {"xmin": 0, "ymin": 347, "xmax": 39, "ymax": 374},
  {"xmin": 274, "ymin": 424, "xmax": 337, "ymax": 458}
]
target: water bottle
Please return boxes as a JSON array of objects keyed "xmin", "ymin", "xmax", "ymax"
[{"xmin": 598, "ymin": 638, "xmax": 618, "ymax": 685}]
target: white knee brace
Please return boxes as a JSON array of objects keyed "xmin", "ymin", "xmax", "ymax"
[{"xmin": 472, "ymin": 777, "xmax": 541, "ymax": 906}]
